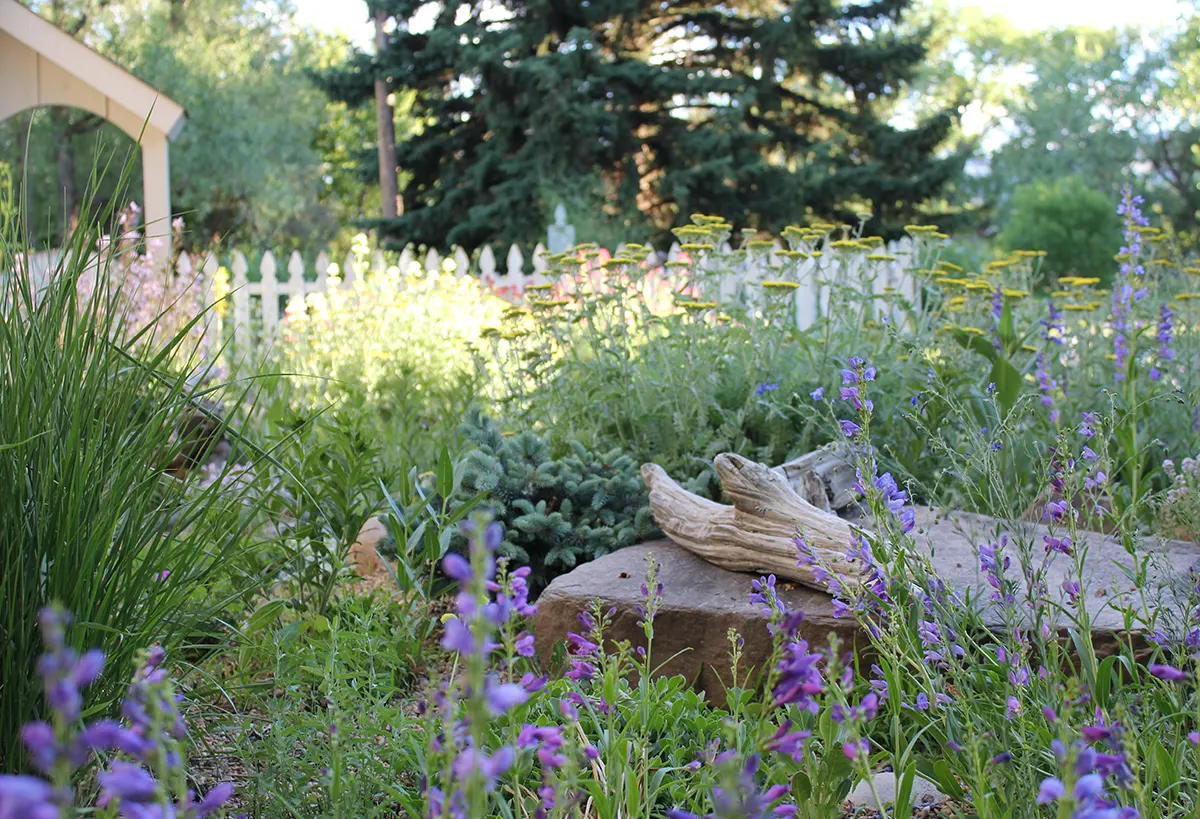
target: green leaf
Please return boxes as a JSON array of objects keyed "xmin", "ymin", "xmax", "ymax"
[
  {"xmin": 998, "ymin": 300, "xmax": 1016, "ymax": 349},
  {"xmin": 437, "ymin": 444, "xmax": 455, "ymax": 498},
  {"xmin": 791, "ymin": 772, "xmax": 813, "ymax": 803},
  {"xmin": 1153, "ymin": 736, "xmax": 1179, "ymax": 788},
  {"xmin": 1095, "ymin": 655, "xmax": 1119, "ymax": 710},
  {"xmin": 930, "ymin": 760, "xmax": 961, "ymax": 799},
  {"xmin": 989, "ymin": 356, "xmax": 1021, "ymax": 417},
  {"xmin": 953, "ymin": 328, "xmax": 999, "ymax": 363},
  {"xmin": 894, "ymin": 759, "xmax": 917, "ymax": 817},
  {"xmin": 243, "ymin": 599, "xmax": 289, "ymax": 635}
]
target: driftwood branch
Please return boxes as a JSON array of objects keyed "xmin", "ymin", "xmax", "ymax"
[{"xmin": 640, "ymin": 452, "xmax": 867, "ymax": 593}]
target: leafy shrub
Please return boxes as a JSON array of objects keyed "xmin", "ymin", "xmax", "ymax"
[
  {"xmin": 481, "ymin": 208, "xmax": 1200, "ymax": 520},
  {"xmin": 267, "ymin": 234, "xmax": 506, "ymax": 466},
  {"xmin": 0, "ymin": 187, "xmax": 272, "ymax": 770},
  {"xmin": 999, "ymin": 176, "xmax": 1122, "ymax": 284},
  {"xmin": 245, "ymin": 410, "xmax": 393, "ymax": 616},
  {"xmin": 452, "ymin": 408, "xmax": 660, "ymax": 591}
]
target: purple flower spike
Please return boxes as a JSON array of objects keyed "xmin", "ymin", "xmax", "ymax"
[
  {"xmin": 842, "ymin": 738, "xmax": 869, "ymax": 762},
  {"xmin": 484, "ymin": 678, "xmax": 528, "ymax": 715},
  {"xmin": 98, "ymin": 760, "xmax": 160, "ymax": 804},
  {"xmin": 0, "ymin": 774, "xmax": 59, "ymax": 819},
  {"xmin": 72, "ymin": 650, "xmax": 106, "ymax": 688}
]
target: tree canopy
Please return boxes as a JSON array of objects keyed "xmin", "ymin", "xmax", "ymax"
[{"xmin": 323, "ymin": 0, "xmax": 969, "ymax": 250}]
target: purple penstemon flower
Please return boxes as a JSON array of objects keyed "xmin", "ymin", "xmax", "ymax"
[
  {"xmin": 424, "ymin": 514, "xmax": 549, "ymax": 815},
  {"xmin": 667, "ymin": 754, "xmax": 794, "ymax": 819},
  {"xmin": 1112, "ymin": 187, "xmax": 1150, "ymax": 381},
  {"xmin": 764, "ymin": 720, "xmax": 811, "ymax": 762},
  {"xmin": 1035, "ymin": 353, "xmax": 1060, "ymax": 425},
  {"xmin": 1151, "ymin": 301, "xmax": 1174, "ymax": 381},
  {"xmin": 837, "ymin": 356, "xmax": 876, "ymax": 435},
  {"xmin": 1044, "ymin": 299, "xmax": 1065, "ymax": 346},
  {"xmin": 772, "ymin": 638, "xmax": 824, "ymax": 712},
  {"xmin": 980, "ymin": 535, "xmax": 1014, "ymax": 607},
  {"xmin": 873, "ymin": 471, "xmax": 915, "ymax": 533},
  {"xmin": 0, "ymin": 608, "xmax": 237, "ymax": 819},
  {"xmin": 1148, "ymin": 663, "xmax": 1189, "ymax": 681}
]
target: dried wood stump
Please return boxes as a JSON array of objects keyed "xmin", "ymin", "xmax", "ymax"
[{"xmin": 640, "ymin": 452, "xmax": 865, "ymax": 594}]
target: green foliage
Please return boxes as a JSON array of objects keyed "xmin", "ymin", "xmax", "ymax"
[
  {"xmin": 452, "ymin": 409, "xmax": 660, "ymax": 591},
  {"xmin": 262, "ymin": 236, "xmax": 505, "ymax": 467},
  {"xmin": 249, "ymin": 411, "xmax": 392, "ymax": 617},
  {"xmin": 227, "ymin": 595, "xmax": 429, "ymax": 819},
  {"xmin": 999, "ymin": 177, "xmax": 1122, "ymax": 282},
  {"xmin": 327, "ymin": 0, "xmax": 965, "ymax": 249},
  {"xmin": 484, "ymin": 220, "xmax": 941, "ymax": 503},
  {"xmin": 0, "ymin": 176, "xmax": 272, "ymax": 770},
  {"xmin": 377, "ymin": 446, "xmax": 488, "ymax": 619}
]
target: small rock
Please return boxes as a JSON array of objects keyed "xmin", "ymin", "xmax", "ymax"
[
  {"xmin": 349, "ymin": 517, "xmax": 396, "ymax": 588},
  {"xmin": 846, "ymin": 771, "xmax": 947, "ymax": 811}
]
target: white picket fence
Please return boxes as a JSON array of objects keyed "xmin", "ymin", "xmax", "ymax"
[{"xmin": 75, "ymin": 233, "xmax": 914, "ymax": 361}]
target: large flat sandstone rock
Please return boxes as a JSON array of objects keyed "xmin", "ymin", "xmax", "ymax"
[{"xmin": 533, "ymin": 508, "xmax": 1200, "ymax": 701}]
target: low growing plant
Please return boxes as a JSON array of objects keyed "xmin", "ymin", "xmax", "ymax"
[{"xmin": 452, "ymin": 408, "xmax": 660, "ymax": 591}]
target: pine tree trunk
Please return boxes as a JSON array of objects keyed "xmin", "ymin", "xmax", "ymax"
[{"xmin": 374, "ymin": 10, "xmax": 400, "ymax": 219}]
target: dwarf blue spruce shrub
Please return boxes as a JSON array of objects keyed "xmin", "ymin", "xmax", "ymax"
[{"xmin": 451, "ymin": 409, "xmax": 660, "ymax": 591}]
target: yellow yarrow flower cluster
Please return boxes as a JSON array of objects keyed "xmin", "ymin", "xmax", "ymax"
[{"xmin": 211, "ymin": 265, "xmax": 231, "ymax": 318}]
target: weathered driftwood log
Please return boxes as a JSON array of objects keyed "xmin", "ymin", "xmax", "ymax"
[
  {"xmin": 773, "ymin": 443, "xmax": 861, "ymax": 514},
  {"xmin": 640, "ymin": 452, "xmax": 866, "ymax": 594}
]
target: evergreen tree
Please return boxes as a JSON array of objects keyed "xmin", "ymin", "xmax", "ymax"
[{"xmin": 323, "ymin": 0, "xmax": 967, "ymax": 250}]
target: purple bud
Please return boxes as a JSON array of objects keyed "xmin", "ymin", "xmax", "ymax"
[
  {"xmin": 1149, "ymin": 664, "xmax": 1188, "ymax": 681},
  {"xmin": 1037, "ymin": 778, "xmax": 1065, "ymax": 804},
  {"xmin": 73, "ymin": 650, "xmax": 106, "ymax": 688},
  {"xmin": 442, "ymin": 554, "xmax": 471, "ymax": 582},
  {"xmin": 515, "ymin": 632, "xmax": 535, "ymax": 657},
  {"xmin": 99, "ymin": 760, "xmax": 160, "ymax": 803}
]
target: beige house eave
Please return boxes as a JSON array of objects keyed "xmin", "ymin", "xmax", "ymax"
[{"xmin": 0, "ymin": 0, "xmax": 186, "ymax": 246}]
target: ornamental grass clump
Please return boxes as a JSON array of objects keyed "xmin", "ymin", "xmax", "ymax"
[{"xmin": 0, "ymin": 177, "xmax": 274, "ymax": 770}]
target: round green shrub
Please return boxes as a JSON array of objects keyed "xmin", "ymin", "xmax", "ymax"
[{"xmin": 998, "ymin": 176, "xmax": 1122, "ymax": 286}]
